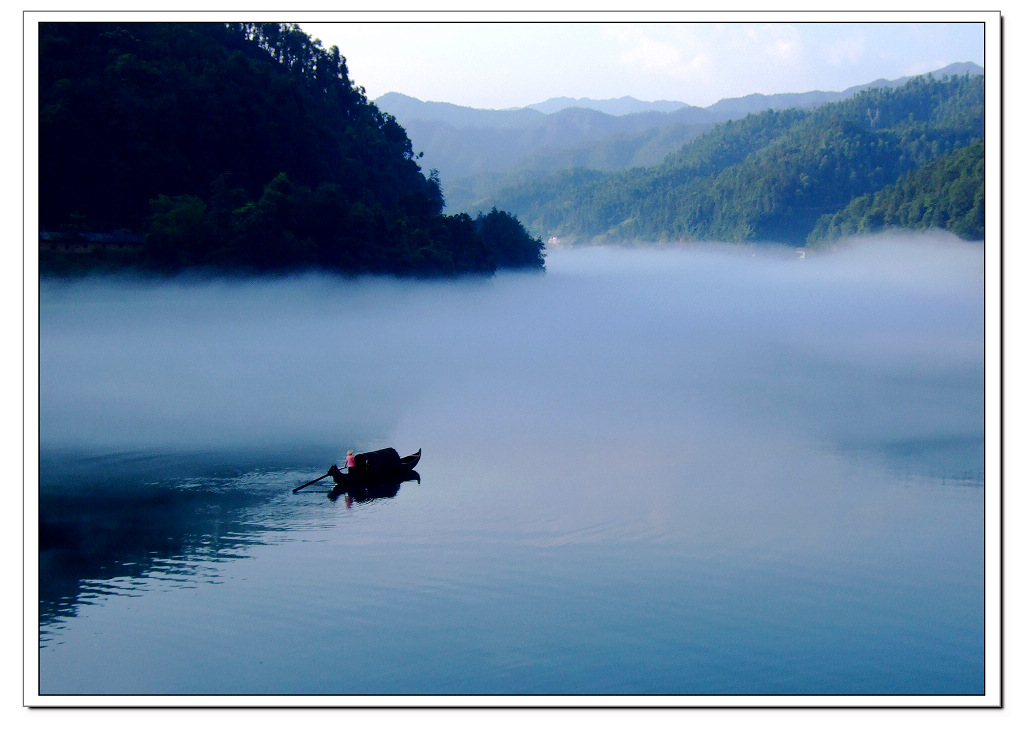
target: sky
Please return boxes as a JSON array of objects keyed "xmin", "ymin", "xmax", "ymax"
[{"xmin": 299, "ymin": 14, "xmax": 989, "ymax": 109}]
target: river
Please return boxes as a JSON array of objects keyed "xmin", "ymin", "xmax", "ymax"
[{"xmin": 35, "ymin": 234, "xmax": 988, "ymax": 703}]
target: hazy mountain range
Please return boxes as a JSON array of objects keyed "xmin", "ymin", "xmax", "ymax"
[
  {"xmin": 374, "ymin": 62, "xmax": 983, "ymax": 215},
  {"xmin": 470, "ymin": 71, "xmax": 984, "ymax": 246},
  {"xmin": 524, "ymin": 96, "xmax": 691, "ymax": 115}
]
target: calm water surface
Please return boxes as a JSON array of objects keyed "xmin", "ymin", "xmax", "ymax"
[{"xmin": 37, "ymin": 236, "xmax": 985, "ymax": 698}]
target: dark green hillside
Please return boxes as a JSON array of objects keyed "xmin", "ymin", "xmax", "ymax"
[
  {"xmin": 445, "ymin": 120, "xmax": 712, "ymax": 217},
  {"xmin": 808, "ymin": 139, "xmax": 984, "ymax": 243},
  {"xmin": 487, "ymin": 73, "xmax": 984, "ymax": 246},
  {"xmin": 38, "ymin": 22, "xmax": 543, "ymax": 275},
  {"xmin": 377, "ymin": 64, "xmax": 982, "ymax": 217}
]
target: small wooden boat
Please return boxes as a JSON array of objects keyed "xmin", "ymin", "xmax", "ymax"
[
  {"xmin": 293, "ymin": 448, "xmax": 421, "ymax": 494},
  {"xmin": 328, "ymin": 447, "xmax": 421, "ymax": 487}
]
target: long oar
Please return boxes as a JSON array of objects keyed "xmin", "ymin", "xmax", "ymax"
[{"xmin": 293, "ymin": 470, "xmax": 332, "ymax": 493}]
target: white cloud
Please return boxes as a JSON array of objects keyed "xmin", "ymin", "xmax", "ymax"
[
  {"xmin": 745, "ymin": 24, "xmax": 803, "ymax": 62},
  {"xmin": 824, "ymin": 36, "xmax": 867, "ymax": 66},
  {"xmin": 625, "ymin": 37, "xmax": 682, "ymax": 72},
  {"xmin": 609, "ymin": 24, "xmax": 683, "ymax": 73},
  {"xmin": 686, "ymin": 53, "xmax": 712, "ymax": 73}
]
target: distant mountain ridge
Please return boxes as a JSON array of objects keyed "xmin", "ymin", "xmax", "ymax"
[
  {"xmin": 481, "ymin": 72, "xmax": 985, "ymax": 246},
  {"xmin": 524, "ymin": 96, "xmax": 692, "ymax": 115},
  {"xmin": 375, "ymin": 62, "xmax": 983, "ymax": 123},
  {"xmin": 373, "ymin": 62, "xmax": 983, "ymax": 214},
  {"xmin": 372, "ymin": 94, "xmax": 547, "ymax": 129}
]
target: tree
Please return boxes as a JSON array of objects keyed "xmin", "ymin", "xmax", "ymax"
[
  {"xmin": 40, "ymin": 22, "xmax": 544, "ymax": 275},
  {"xmin": 145, "ymin": 194, "xmax": 210, "ymax": 268},
  {"xmin": 476, "ymin": 208, "xmax": 545, "ymax": 269}
]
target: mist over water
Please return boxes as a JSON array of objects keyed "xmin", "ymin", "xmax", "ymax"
[
  {"xmin": 36, "ymin": 232, "xmax": 986, "ymax": 697},
  {"xmin": 40, "ymin": 232, "xmax": 983, "ymax": 465}
]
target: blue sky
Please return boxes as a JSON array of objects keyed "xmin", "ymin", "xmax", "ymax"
[{"xmin": 300, "ymin": 16, "xmax": 988, "ymax": 109}]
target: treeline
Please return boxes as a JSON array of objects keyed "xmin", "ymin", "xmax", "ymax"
[
  {"xmin": 808, "ymin": 139, "xmax": 984, "ymax": 243},
  {"xmin": 144, "ymin": 178, "xmax": 544, "ymax": 274},
  {"xmin": 486, "ymin": 73, "xmax": 984, "ymax": 245},
  {"xmin": 38, "ymin": 22, "xmax": 544, "ymax": 274}
]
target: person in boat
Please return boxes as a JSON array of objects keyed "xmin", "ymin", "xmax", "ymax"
[{"xmin": 345, "ymin": 449, "xmax": 357, "ymax": 471}]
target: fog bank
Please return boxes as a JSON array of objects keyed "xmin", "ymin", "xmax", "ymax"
[{"xmin": 38, "ymin": 233, "xmax": 985, "ymax": 481}]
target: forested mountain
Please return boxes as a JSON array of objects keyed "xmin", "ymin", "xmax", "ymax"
[
  {"xmin": 394, "ymin": 113, "xmax": 716, "ymax": 215},
  {"xmin": 375, "ymin": 62, "xmax": 981, "ymax": 215},
  {"xmin": 481, "ymin": 72, "xmax": 984, "ymax": 246},
  {"xmin": 808, "ymin": 139, "xmax": 984, "ymax": 243},
  {"xmin": 375, "ymin": 92, "xmax": 711, "ymax": 178},
  {"xmin": 38, "ymin": 22, "xmax": 544, "ymax": 275}
]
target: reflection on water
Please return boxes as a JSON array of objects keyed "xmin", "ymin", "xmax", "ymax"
[
  {"xmin": 35, "ymin": 236, "xmax": 986, "ymax": 698},
  {"xmin": 39, "ymin": 449, "xmax": 421, "ymax": 640},
  {"xmin": 329, "ymin": 471, "xmax": 420, "ymax": 506}
]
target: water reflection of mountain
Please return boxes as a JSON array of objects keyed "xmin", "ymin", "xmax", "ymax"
[{"xmin": 37, "ymin": 449, "xmax": 327, "ymax": 632}]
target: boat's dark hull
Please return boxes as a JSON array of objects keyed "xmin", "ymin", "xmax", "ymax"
[
  {"xmin": 398, "ymin": 449, "xmax": 422, "ymax": 470},
  {"xmin": 328, "ymin": 448, "xmax": 421, "ymax": 488},
  {"xmin": 329, "ymin": 466, "xmax": 420, "ymax": 488}
]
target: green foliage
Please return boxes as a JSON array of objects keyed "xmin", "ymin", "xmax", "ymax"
[
  {"xmin": 146, "ymin": 194, "xmax": 212, "ymax": 268},
  {"xmin": 38, "ymin": 22, "xmax": 543, "ymax": 275},
  {"xmin": 475, "ymin": 208, "xmax": 546, "ymax": 269},
  {"xmin": 488, "ymin": 73, "xmax": 984, "ymax": 246},
  {"xmin": 808, "ymin": 139, "xmax": 984, "ymax": 243}
]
